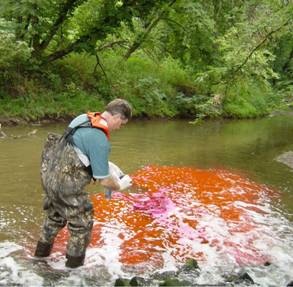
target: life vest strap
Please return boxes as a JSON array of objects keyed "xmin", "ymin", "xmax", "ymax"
[{"xmin": 61, "ymin": 112, "xmax": 110, "ymax": 145}]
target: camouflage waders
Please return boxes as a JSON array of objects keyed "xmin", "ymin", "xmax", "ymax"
[{"xmin": 35, "ymin": 133, "xmax": 92, "ymax": 267}]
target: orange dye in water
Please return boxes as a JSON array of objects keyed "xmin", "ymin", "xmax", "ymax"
[{"xmin": 53, "ymin": 165, "xmax": 277, "ymax": 268}]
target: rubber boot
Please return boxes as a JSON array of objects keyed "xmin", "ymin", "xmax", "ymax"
[
  {"xmin": 65, "ymin": 254, "xmax": 85, "ymax": 268},
  {"xmin": 34, "ymin": 241, "xmax": 53, "ymax": 257}
]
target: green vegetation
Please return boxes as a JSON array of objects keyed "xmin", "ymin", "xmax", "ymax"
[
  {"xmin": 0, "ymin": 0, "xmax": 292, "ymax": 122},
  {"xmin": 0, "ymin": 91, "xmax": 104, "ymax": 121}
]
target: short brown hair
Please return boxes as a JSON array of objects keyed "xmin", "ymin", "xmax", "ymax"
[{"xmin": 105, "ymin": 99, "xmax": 132, "ymax": 120}]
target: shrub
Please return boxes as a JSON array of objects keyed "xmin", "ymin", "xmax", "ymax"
[
  {"xmin": 58, "ymin": 53, "xmax": 98, "ymax": 91},
  {"xmin": 0, "ymin": 31, "xmax": 31, "ymax": 70},
  {"xmin": 222, "ymin": 78, "xmax": 277, "ymax": 118},
  {"xmin": 0, "ymin": 91, "xmax": 104, "ymax": 121},
  {"xmin": 97, "ymin": 52, "xmax": 195, "ymax": 117}
]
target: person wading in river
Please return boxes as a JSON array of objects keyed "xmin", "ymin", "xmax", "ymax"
[{"xmin": 34, "ymin": 99, "xmax": 133, "ymax": 268}]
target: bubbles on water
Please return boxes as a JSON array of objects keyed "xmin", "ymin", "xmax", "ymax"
[
  {"xmin": 104, "ymin": 165, "xmax": 292, "ymax": 284},
  {"xmin": 85, "ymin": 222, "xmax": 125, "ymax": 277},
  {"xmin": 0, "ymin": 242, "xmax": 22, "ymax": 258},
  {"xmin": 1, "ymin": 165, "xmax": 292, "ymax": 286},
  {"xmin": 0, "ymin": 242, "xmax": 43, "ymax": 286}
]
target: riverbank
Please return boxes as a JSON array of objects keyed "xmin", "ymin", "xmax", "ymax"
[
  {"xmin": 0, "ymin": 116, "xmax": 70, "ymax": 126},
  {"xmin": 0, "ymin": 114, "xmax": 170, "ymax": 127},
  {"xmin": 0, "ymin": 106, "xmax": 292, "ymax": 127},
  {"xmin": 0, "ymin": 78, "xmax": 291, "ymax": 127},
  {"xmin": 1, "ymin": 53, "xmax": 286, "ymax": 125}
]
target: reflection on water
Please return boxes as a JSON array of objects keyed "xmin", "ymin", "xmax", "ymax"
[{"xmin": 0, "ymin": 115, "xmax": 293, "ymax": 286}]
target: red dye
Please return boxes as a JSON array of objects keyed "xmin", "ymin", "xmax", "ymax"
[{"xmin": 53, "ymin": 165, "xmax": 277, "ymax": 268}]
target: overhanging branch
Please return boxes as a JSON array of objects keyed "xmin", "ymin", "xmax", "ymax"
[
  {"xmin": 37, "ymin": 0, "xmax": 85, "ymax": 53},
  {"xmin": 232, "ymin": 18, "xmax": 292, "ymax": 76},
  {"xmin": 124, "ymin": 0, "xmax": 177, "ymax": 60}
]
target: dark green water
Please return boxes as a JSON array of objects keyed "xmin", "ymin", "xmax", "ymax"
[{"xmin": 0, "ymin": 115, "xmax": 292, "ymax": 286}]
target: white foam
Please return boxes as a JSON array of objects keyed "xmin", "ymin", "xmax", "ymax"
[
  {"xmin": 90, "ymin": 221, "xmax": 125, "ymax": 276},
  {"xmin": 160, "ymin": 252, "xmax": 177, "ymax": 272},
  {"xmin": 0, "ymin": 241, "xmax": 22, "ymax": 258},
  {"xmin": 0, "ymin": 252, "xmax": 43, "ymax": 286},
  {"xmin": 1, "ymin": 182, "xmax": 292, "ymax": 286}
]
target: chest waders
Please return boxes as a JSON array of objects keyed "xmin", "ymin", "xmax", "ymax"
[{"xmin": 35, "ymin": 121, "xmax": 96, "ymax": 268}]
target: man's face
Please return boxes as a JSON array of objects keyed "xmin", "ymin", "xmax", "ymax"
[{"xmin": 110, "ymin": 113, "xmax": 128, "ymax": 130}]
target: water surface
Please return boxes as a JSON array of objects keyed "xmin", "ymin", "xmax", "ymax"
[{"xmin": 0, "ymin": 115, "xmax": 292, "ymax": 286}]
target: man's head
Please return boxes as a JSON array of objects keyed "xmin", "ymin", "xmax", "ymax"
[{"xmin": 103, "ymin": 99, "xmax": 132, "ymax": 131}]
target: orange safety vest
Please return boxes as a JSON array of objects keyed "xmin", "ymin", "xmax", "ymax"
[{"xmin": 87, "ymin": 112, "xmax": 110, "ymax": 139}]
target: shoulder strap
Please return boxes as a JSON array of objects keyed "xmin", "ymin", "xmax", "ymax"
[{"xmin": 61, "ymin": 119, "xmax": 90, "ymax": 144}]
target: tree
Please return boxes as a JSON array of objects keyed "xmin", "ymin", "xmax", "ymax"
[{"xmin": 0, "ymin": 0, "xmax": 174, "ymax": 64}]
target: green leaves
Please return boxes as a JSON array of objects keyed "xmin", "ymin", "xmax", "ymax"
[
  {"xmin": 0, "ymin": 0, "xmax": 292, "ymax": 120},
  {"xmin": 0, "ymin": 29, "xmax": 31, "ymax": 69}
]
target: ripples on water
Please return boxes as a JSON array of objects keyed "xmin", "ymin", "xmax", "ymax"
[
  {"xmin": 1, "ymin": 118, "xmax": 293, "ymax": 286},
  {"xmin": 1, "ymin": 165, "xmax": 289, "ymax": 286}
]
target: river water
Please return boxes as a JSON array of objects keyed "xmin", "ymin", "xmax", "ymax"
[{"xmin": 0, "ymin": 115, "xmax": 292, "ymax": 286}]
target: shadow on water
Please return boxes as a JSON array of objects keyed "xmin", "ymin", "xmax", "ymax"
[{"xmin": 0, "ymin": 115, "xmax": 292, "ymax": 286}]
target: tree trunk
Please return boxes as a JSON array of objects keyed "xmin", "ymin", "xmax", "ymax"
[
  {"xmin": 124, "ymin": 0, "xmax": 177, "ymax": 60},
  {"xmin": 38, "ymin": 0, "xmax": 84, "ymax": 53}
]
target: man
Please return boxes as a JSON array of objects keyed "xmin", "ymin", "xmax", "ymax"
[{"xmin": 34, "ymin": 99, "xmax": 133, "ymax": 268}]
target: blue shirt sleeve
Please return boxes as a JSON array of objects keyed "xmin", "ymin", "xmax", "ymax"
[
  {"xmin": 72, "ymin": 127, "xmax": 110, "ymax": 179},
  {"xmin": 86, "ymin": 132, "xmax": 110, "ymax": 179}
]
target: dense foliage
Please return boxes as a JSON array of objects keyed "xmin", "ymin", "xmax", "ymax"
[{"xmin": 0, "ymin": 0, "xmax": 292, "ymax": 121}]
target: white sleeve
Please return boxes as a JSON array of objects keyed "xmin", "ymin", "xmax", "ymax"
[{"xmin": 109, "ymin": 161, "xmax": 124, "ymax": 180}]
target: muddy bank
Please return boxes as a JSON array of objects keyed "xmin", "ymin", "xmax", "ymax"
[
  {"xmin": 0, "ymin": 116, "xmax": 69, "ymax": 127},
  {"xmin": 1, "ymin": 107, "xmax": 292, "ymax": 127}
]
